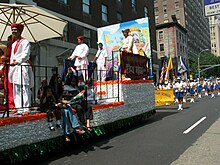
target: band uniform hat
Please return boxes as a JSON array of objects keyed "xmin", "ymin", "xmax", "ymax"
[
  {"xmin": 177, "ymin": 77, "xmax": 181, "ymax": 80},
  {"xmin": 11, "ymin": 23, "xmax": 24, "ymax": 33},
  {"xmin": 122, "ymin": 28, "xmax": 130, "ymax": 33},
  {"xmin": 77, "ymin": 36, "xmax": 85, "ymax": 40}
]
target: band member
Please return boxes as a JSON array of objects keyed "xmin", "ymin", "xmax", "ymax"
[
  {"xmin": 174, "ymin": 77, "xmax": 184, "ymax": 110},
  {"xmin": 196, "ymin": 83, "xmax": 203, "ymax": 98},
  {"xmin": 203, "ymin": 79, "xmax": 209, "ymax": 96},
  {"xmin": 210, "ymin": 82, "xmax": 215, "ymax": 98},
  {"xmin": 216, "ymin": 80, "xmax": 220, "ymax": 96},
  {"xmin": 189, "ymin": 79, "xmax": 195, "ymax": 103}
]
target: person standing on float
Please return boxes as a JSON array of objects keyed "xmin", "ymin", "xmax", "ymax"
[
  {"xmin": 68, "ymin": 36, "xmax": 89, "ymax": 81},
  {"xmin": 1, "ymin": 35, "xmax": 16, "ymax": 109},
  {"xmin": 9, "ymin": 23, "xmax": 34, "ymax": 115},
  {"xmin": 93, "ymin": 42, "xmax": 107, "ymax": 81}
]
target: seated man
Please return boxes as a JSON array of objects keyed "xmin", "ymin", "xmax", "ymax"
[{"xmin": 57, "ymin": 100, "xmax": 85, "ymax": 142}]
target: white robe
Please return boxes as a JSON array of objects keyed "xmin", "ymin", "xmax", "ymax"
[
  {"xmin": 9, "ymin": 38, "xmax": 34, "ymax": 112},
  {"xmin": 69, "ymin": 43, "xmax": 89, "ymax": 67}
]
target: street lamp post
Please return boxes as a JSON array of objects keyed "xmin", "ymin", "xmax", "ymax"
[{"xmin": 198, "ymin": 49, "xmax": 209, "ymax": 81}]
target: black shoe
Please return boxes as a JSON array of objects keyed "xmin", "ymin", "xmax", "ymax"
[
  {"xmin": 49, "ymin": 126, "xmax": 55, "ymax": 131},
  {"xmin": 56, "ymin": 124, "xmax": 62, "ymax": 129}
]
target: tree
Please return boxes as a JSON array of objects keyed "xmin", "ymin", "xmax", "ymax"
[{"xmin": 189, "ymin": 52, "xmax": 220, "ymax": 78}]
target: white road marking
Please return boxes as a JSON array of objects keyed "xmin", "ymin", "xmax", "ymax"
[{"xmin": 183, "ymin": 117, "xmax": 207, "ymax": 134}]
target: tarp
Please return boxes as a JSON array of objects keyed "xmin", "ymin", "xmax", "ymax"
[{"xmin": 155, "ymin": 89, "xmax": 174, "ymax": 106}]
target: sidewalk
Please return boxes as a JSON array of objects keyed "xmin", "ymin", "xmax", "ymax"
[{"xmin": 171, "ymin": 117, "xmax": 220, "ymax": 165}]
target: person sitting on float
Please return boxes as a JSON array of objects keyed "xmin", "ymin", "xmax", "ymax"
[
  {"xmin": 63, "ymin": 72, "xmax": 93, "ymax": 130},
  {"xmin": 40, "ymin": 86, "xmax": 62, "ymax": 131},
  {"xmin": 56, "ymin": 99, "xmax": 85, "ymax": 142}
]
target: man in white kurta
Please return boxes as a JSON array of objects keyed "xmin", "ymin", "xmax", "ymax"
[
  {"xmin": 9, "ymin": 23, "xmax": 34, "ymax": 115},
  {"xmin": 93, "ymin": 42, "xmax": 107, "ymax": 81},
  {"xmin": 68, "ymin": 36, "xmax": 89, "ymax": 81}
]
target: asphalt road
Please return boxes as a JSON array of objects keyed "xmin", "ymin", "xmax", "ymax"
[{"xmin": 34, "ymin": 95, "xmax": 220, "ymax": 165}]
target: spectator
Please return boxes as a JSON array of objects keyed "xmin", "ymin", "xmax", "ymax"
[{"xmin": 37, "ymin": 79, "xmax": 48, "ymax": 101}]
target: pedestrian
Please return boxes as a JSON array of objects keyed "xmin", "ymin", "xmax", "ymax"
[
  {"xmin": 68, "ymin": 36, "xmax": 89, "ymax": 81},
  {"xmin": 174, "ymin": 77, "xmax": 184, "ymax": 110},
  {"xmin": 93, "ymin": 42, "xmax": 107, "ymax": 81},
  {"xmin": 9, "ymin": 23, "xmax": 34, "ymax": 115}
]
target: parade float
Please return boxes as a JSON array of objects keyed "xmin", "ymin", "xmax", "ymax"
[{"xmin": 0, "ymin": 17, "xmax": 156, "ymax": 164}]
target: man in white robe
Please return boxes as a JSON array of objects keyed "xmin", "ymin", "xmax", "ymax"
[
  {"xmin": 68, "ymin": 36, "xmax": 89, "ymax": 81},
  {"xmin": 9, "ymin": 23, "xmax": 34, "ymax": 115},
  {"xmin": 93, "ymin": 42, "xmax": 107, "ymax": 81}
]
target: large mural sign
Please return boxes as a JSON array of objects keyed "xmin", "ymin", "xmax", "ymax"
[{"xmin": 97, "ymin": 17, "xmax": 151, "ymax": 80}]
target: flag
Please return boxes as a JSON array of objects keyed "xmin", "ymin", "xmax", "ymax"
[
  {"xmin": 165, "ymin": 55, "xmax": 173, "ymax": 80},
  {"xmin": 178, "ymin": 56, "xmax": 188, "ymax": 74},
  {"xmin": 159, "ymin": 66, "xmax": 166, "ymax": 83}
]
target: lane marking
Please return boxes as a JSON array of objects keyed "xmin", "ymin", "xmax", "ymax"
[{"xmin": 183, "ymin": 117, "xmax": 207, "ymax": 134}]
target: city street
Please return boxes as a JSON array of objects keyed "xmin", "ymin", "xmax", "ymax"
[{"xmin": 32, "ymin": 95, "xmax": 220, "ymax": 165}]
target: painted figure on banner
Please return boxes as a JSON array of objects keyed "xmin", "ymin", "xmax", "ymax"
[
  {"xmin": 121, "ymin": 28, "xmax": 138, "ymax": 54},
  {"xmin": 68, "ymin": 36, "xmax": 89, "ymax": 81},
  {"xmin": 8, "ymin": 23, "xmax": 34, "ymax": 115}
]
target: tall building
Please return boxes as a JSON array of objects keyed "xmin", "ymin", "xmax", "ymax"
[
  {"xmin": 1, "ymin": 0, "xmax": 159, "ymax": 80},
  {"xmin": 154, "ymin": 0, "xmax": 210, "ymax": 71},
  {"xmin": 209, "ymin": 16, "xmax": 220, "ymax": 56}
]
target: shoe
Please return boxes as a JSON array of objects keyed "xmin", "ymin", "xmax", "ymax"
[
  {"xmin": 75, "ymin": 129, "xmax": 85, "ymax": 134},
  {"xmin": 56, "ymin": 124, "xmax": 62, "ymax": 129},
  {"xmin": 86, "ymin": 127, "xmax": 92, "ymax": 131},
  {"xmin": 49, "ymin": 126, "xmax": 55, "ymax": 131},
  {"xmin": 181, "ymin": 108, "xmax": 183, "ymax": 111}
]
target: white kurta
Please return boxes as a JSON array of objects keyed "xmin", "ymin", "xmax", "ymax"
[
  {"xmin": 9, "ymin": 38, "xmax": 34, "ymax": 112},
  {"xmin": 95, "ymin": 48, "xmax": 108, "ymax": 81},
  {"xmin": 69, "ymin": 43, "xmax": 89, "ymax": 80},
  {"xmin": 69, "ymin": 43, "xmax": 89, "ymax": 67},
  {"xmin": 9, "ymin": 39, "xmax": 34, "ymax": 87}
]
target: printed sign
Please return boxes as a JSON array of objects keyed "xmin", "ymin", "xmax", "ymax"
[
  {"xmin": 120, "ymin": 52, "xmax": 148, "ymax": 79},
  {"xmin": 204, "ymin": 0, "xmax": 220, "ymax": 16}
]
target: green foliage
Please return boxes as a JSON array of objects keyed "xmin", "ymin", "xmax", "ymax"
[{"xmin": 189, "ymin": 52, "xmax": 220, "ymax": 78}]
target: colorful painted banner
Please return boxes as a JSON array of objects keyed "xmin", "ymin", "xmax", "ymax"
[
  {"xmin": 155, "ymin": 89, "xmax": 174, "ymax": 106},
  {"xmin": 97, "ymin": 17, "xmax": 151, "ymax": 79},
  {"xmin": 121, "ymin": 52, "xmax": 148, "ymax": 79}
]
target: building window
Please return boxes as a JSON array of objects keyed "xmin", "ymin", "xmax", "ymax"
[
  {"xmin": 132, "ymin": 0, "xmax": 137, "ymax": 11},
  {"xmin": 175, "ymin": 2, "xmax": 179, "ymax": 9},
  {"xmin": 83, "ymin": 28, "xmax": 91, "ymax": 47},
  {"xmin": 102, "ymin": 4, "xmax": 108, "ymax": 22},
  {"xmin": 117, "ymin": 12, "xmax": 122, "ymax": 22},
  {"xmin": 58, "ymin": 0, "xmax": 68, "ymax": 4},
  {"xmin": 160, "ymin": 44, "xmax": 164, "ymax": 51},
  {"xmin": 163, "ymin": 6, "xmax": 167, "ymax": 13},
  {"xmin": 83, "ymin": 0, "xmax": 90, "ymax": 14},
  {"xmin": 144, "ymin": 6, "xmax": 148, "ymax": 17},
  {"xmin": 164, "ymin": 13, "xmax": 168, "ymax": 18},
  {"xmin": 159, "ymin": 31, "xmax": 164, "ymax": 39}
]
